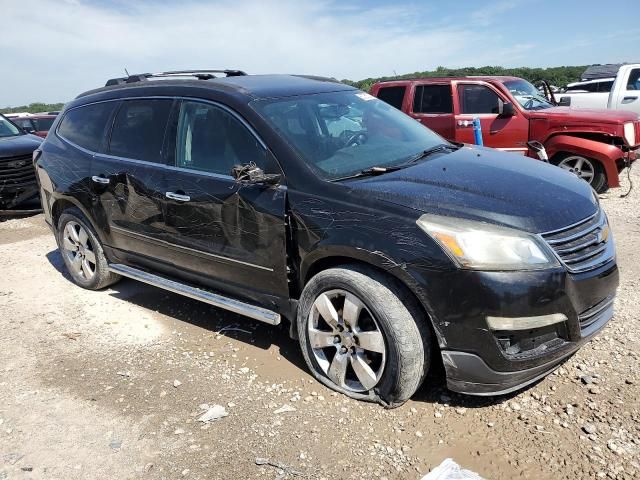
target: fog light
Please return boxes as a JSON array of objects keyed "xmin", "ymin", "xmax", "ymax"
[{"xmin": 486, "ymin": 313, "xmax": 568, "ymax": 331}]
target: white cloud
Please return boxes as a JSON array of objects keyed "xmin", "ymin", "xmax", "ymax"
[{"xmin": 0, "ymin": 0, "xmax": 536, "ymax": 106}]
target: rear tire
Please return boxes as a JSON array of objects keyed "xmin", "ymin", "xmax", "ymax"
[
  {"xmin": 56, "ymin": 208, "xmax": 120, "ymax": 290},
  {"xmin": 554, "ymin": 153, "xmax": 608, "ymax": 193},
  {"xmin": 297, "ymin": 265, "xmax": 430, "ymax": 407}
]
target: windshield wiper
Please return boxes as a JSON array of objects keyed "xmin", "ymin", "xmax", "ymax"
[
  {"xmin": 403, "ymin": 143, "xmax": 458, "ymax": 165},
  {"xmin": 333, "ymin": 165, "xmax": 406, "ymax": 181}
]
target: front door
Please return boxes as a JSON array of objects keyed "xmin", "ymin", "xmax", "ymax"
[
  {"xmin": 453, "ymin": 82, "xmax": 529, "ymax": 154},
  {"xmin": 160, "ymin": 100, "xmax": 289, "ymax": 300},
  {"xmin": 90, "ymin": 98, "xmax": 174, "ymax": 260}
]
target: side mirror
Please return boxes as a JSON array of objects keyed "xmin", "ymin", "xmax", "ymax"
[
  {"xmin": 231, "ymin": 163, "xmax": 281, "ymax": 186},
  {"xmin": 498, "ymin": 100, "xmax": 516, "ymax": 117}
]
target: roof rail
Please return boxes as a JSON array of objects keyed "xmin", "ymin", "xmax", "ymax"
[{"xmin": 105, "ymin": 69, "xmax": 248, "ymax": 87}]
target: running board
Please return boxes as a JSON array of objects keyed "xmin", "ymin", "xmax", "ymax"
[{"xmin": 108, "ymin": 263, "xmax": 281, "ymax": 325}]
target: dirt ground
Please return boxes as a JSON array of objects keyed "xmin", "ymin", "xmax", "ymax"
[{"xmin": 1, "ymin": 169, "xmax": 639, "ymax": 480}]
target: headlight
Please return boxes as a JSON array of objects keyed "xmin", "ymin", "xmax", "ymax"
[
  {"xmin": 416, "ymin": 214, "xmax": 559, "ymax": 270},
  {"xmin": 623, "ymin": 122, "xmax": 636, "ymax": 146}
]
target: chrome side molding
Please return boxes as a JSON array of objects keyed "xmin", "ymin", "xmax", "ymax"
[{"xmin": 108, "ymin": 263, "xmax": 281, "ymax": 325}]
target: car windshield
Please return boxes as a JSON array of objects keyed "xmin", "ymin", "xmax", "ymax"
[
  {"xmin": 252, "ymin": 90, "xmax": 447, "ymax": 180},
  {"xmin": 503, "ymin": 79, "xmax": 554, "ymax": 111},
  {"xmin": 0, "ymin": 116, "xmax": 22, "ymax": 138}
]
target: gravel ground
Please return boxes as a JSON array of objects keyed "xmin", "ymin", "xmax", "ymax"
[{"xmin": 0, "ymin": 169, "xmax": 639, "ymax": 480}]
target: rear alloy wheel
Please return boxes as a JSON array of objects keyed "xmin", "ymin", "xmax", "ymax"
[
  {"xmin": 61, "ymin": 221, "xmax": 97, "ymax": 282},
  {"xmin": 57, "ymin": 208, "xmax": 121, "ymax": 290},
  {"xmin": 297, "ymin": 265, "xmax": 431, "ymax": 407},
  {"xmin": 556, "ymin": 154, "xmax": 608, "ymax": 193}
]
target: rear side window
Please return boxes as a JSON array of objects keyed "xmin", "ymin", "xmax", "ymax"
[
  {"xmin": 58, "ymin": 102, "xmax": 116, "ymax": 152},
  {"xmin": 33, "ymin": 118, "xmax": 55, "ymax": 131},
  {"xmin": 413, "ymin": 85, "xmax": 453, "ymax": 113},
  {"xmin": 109, "ymin": 99, "xmax": 173, "ymax": 163},
  {"xmin": 457, "ymin": 84, "xmax": 500, "ymax": 114},
  {"xmin": 376, "ymin": 86, "xmax": 406, "ymax": 110}
]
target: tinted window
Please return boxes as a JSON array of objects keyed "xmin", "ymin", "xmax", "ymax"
[
  {"xmin": 627, "ymin": 68, "xmax": 640, "ymax": 90},
  {"xmin": 175, "ymin": 101, "xmax": 266, "ymax": 175},
  {"xmin": 33, "ymin": 117, "xmax": 55, "ymax": 131},
  {"xmin": 58, "ymin": 102, "xmax": 116, "ymax": 152},
  {"xmin": 413, "ymin": 85, "xmax": 453, "ymax": 113},
  {"xmin": 376, "ymin": 86, "xmax": 406, "ymax": 110},
  {"xmin": 458, "ymin": 84, "xmax": 500, "ymax": 114},
  {"xmin": 109, "ymin": 99, "xmax": 172, "ymax": 163},
  {"xmin": 0, "ymin": 116, "xmax": 21, "ymax": 137}
]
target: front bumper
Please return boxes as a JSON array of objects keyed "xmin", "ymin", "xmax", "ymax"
[
  {"xmin": 0, "ymin": 183, "xmax": 39, "ymax": 209},
  {"xmin": 408, "ymin": 260, "xmax": 619, "ymax": 396}
]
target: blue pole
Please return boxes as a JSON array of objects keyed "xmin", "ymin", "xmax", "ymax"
[{"xmin": 472, "ymin": 117, "xmax": 483, "ymax": 146}]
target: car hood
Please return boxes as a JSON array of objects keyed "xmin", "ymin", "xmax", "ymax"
[
  {"xmin": 0, "ymin": 134, "xmax": 42, "ymax": 158},
  {"xmin": 343, "ymin": 146, "xmax": 598, "ymax": 234},
  {"xmin": 530, "ymin": 106, "xmax": 638, "ymax": 124}
]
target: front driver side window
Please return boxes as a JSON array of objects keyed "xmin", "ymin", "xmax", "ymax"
[
  {"xmin": 175, "ymin": 101, "xmax": 267, "ymax": 176},
  {"xmin": 458, "ymin": 84, "xmax": 500, "ymax": 114}
]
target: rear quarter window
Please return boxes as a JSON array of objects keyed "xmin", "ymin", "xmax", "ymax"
[
  {"xmin": 58, "ymin": 102, "xmax": 117, "ymax": 152},
  {"xmin": 413, "ymin": 85, "xmax": 453, "ymax": 113},
  {"xmin": 376, "ymin": 86, "xmax": 406, "ymax": 110}
]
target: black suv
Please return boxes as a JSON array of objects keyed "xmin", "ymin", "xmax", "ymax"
[
  {"xmin": 35, "ymin": 70, "xmax": 619, "ymax": 406},
  {"xmin": 0, "ymin": 114, "xmax": 42, "ymax": 210}
]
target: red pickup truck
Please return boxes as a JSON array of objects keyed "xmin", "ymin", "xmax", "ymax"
[{"xmin": 371, "ymin": 76, "xmax": 640, "ymax": 192}]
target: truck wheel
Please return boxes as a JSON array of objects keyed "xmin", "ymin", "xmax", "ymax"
[
  {"xmin": 57, "ymin": 208, "xmax": 121, "ymax": 290},
  {"xmin": 297, "ymin": 265, "xmax": 430, "ymax": 407},
  {"xmin": 555, "ymin": 153, "xmax": 608, "ymax": 193}
]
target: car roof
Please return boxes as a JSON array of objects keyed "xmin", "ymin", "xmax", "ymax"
[
  {"xmin": 77, "ymin": 74, "xmax": 355, "ymax": 101},
  {"xmin": 375, "ymin": 75, "xmax": 522, "ymax": 85}
]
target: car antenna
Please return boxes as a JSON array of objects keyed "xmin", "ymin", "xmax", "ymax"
[{"xmin": 124, "ymin": 68, "xmax": 130, "ymax": 77}]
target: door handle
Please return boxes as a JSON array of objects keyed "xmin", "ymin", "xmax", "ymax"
[
  {"xmin": 456, "ymin": 119, "xmax": 473, "ymax": 127},
  {"xmin": 165, "ymin": 191, "xmax": 191, "ymax": 202},
  {"xmin": 91, "ymin": 175, "xmax": 110, "ymax": 185},
  {"xmin": 622, "ymin": 96, "xmax": 638, "ymax": 102}
]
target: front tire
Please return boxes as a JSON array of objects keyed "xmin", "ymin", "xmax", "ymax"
[
  {"xmin": 57, "ymin": 208, "xmax": 120, "ymax": 290},
  {"xmin": 297, "ymin": 265, "xmax": 430, "ymax": 407},
  {"xmin": 554, "ymin": 153, "xmax": 608, "ymax": 193}
]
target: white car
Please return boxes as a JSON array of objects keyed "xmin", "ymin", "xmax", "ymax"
[{"xmin": 555, "ymin": 64, "xmax": 640, "ymax": 114}]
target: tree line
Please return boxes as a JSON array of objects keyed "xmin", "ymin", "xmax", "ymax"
[
  {"xmin": 342, "ymin": 65, "xmax": 588, "ymax": 92},
  {"xmin": 1, "ymin": 102, "xmax": 65, "ymax": 115},
  {"xmin": 1, "ymin": 66, "xmax": 590, "ymax": 112}
]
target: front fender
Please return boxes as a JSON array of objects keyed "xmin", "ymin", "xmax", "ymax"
[{"xmin": 544, "ymin": 135, "xmax": 623, "ymax": 187}]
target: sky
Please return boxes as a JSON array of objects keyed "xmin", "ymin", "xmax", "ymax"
[{"xmin": 1, "ymin": 0, "xmax": 638, "ymax": 107}]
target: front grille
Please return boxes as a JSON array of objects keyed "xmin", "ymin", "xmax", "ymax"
[
  {"xmin": 578, "ymin": 295, "xmax": 615, "ymax": 331},
  {"xmin": 0, "ymin": 154, "xmax": 36, "ymax": 189},
  {"xmin": 541, "ymin": 209, "xmax": 614, "ymax": 273}
]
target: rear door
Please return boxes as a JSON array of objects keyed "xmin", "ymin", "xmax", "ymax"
[
  {"xmin": 410, "ymin": 83, "xmax": 455, "ymax": 139},
  {"xmin": 453, "ymin": 81, "xmax": 529, "ymax": 153},
  {"xmin": 160, "ymin": 99, "xmax": 289, "ymax": 299},
  {"xmin": 90, "ymin": 98, "xmax": 174, "ymax": 260}
]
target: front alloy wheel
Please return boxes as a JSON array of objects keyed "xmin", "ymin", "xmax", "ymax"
[
  {"xmin": 308, "ymin": 289, "xmax": 386, "ymax": 392},
  {"xmin": 297, "ymin": 265, "xmax": 430, "ymax": 407},
  {"xmin": 556, "ymin": 153, "xmax": 608, "ymax": 192}
]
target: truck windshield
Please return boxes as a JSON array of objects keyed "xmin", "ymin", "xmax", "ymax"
[
  {"xmin": 503, "ymin": 79, "xmax": 553, "ymax": 111},
  {"xmin": 252, "ymin": 90, "xmax": 447, "ymax": 181},
  {"xmin": 0, "ymin": 116, "xmax": 22, "ymax": 138}
]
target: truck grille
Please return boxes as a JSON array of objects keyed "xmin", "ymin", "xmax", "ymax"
[
  {"xmin": 0, "ymin": 154, "xmax": 36, "ymax": 189},
  {"xmin": 541, "ymin": 209, "xmax": 614, "ymax": 273}
]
